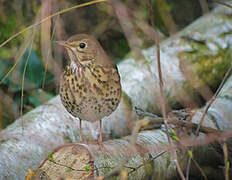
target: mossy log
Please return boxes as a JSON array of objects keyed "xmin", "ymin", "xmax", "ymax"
[
  {"xmin": 1, "ymin": 5, "xmax": 232, "ymax": 180},
  {"xmin": 119, "ymin": 5, "xmax": 232, "ymax": 112},
  {"xmin": 29, "ymin": 131, "xmax": 221, "ymax": 180},
  {"xmin": 30, "ymin": 73, "xmax": 232, "ymax": 179}
]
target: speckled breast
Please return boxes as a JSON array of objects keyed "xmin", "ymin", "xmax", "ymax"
[{"xmin": 60, "ymin": 64, "xmax": 122, "ymax": 122}]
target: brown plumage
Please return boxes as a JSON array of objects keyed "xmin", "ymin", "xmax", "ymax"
[{"xmin": 58, "ymin": 34, "xmax": 122, "ymax": 144}]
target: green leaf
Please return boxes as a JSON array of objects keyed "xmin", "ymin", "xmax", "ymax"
[
  {"xmin": 188, "ymin": 150, "xmax": 193, "ymax": 159},
  {"xmin": 171, "ymin": 135, "xmax": 179, "ymax": 141},
  {"xmin": 83, "ymin": 165, "xmax": 92, "ymax": 171},
  {"xmin": 170, "ymin": 129, "xmax": 176, "ymax": 136},
  {"xmin": 226, "ymin": 161, "xmax": 230, "ymax": 168},
  {"xmin": 65, "ymin": 168, "xmax": 72, "ymax": 172},
  {"xmin": 49, "ymin": 152, "xmax": 54, "ymax": 162}
]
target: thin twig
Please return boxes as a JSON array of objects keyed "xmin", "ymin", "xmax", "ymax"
[
  {"xmin": 49, "ymin": 156, "xmax": 115, "ymax": 173},
  {"xmin": 149, "ymin": 0, "xmax": 170, "ymax": 150},
  {"xmin": 149, "ymin": 1, "xmax": 186, "ymax": 179},
  {"xmin": 135, "ymin": 106, "xmax": 158, "ymax": 118},
  {"xmin": 180, "ymin": 130, "xmax": 232, "ymax": 147},
  {"xmin": 0, "ymin": 38, "xmax": 32, "ymax": 85},
  {"xmin": 212, "ymin": 0, "xmax": 232, "ymax": 9},
  {"xmin": 99, "ymin": 150, "xmax": 167, "ymax": 179},
  {"xmin": 186, "ymin": 66, "xmax": 232, "ymax": 179},
  {"xmin": 135, "ymin": 107, "xmax": 221, "ymax": 134},
  {"xmin": 192, "ymin": 158, "xmax": 208, "ymax": 180},
  {"xmin": 128, "ymin": 150, "xmax": 166, "ymax": 175},
  {"xmin": 196, "ymin": 66, "xmax": 232, "ymax": 136}
]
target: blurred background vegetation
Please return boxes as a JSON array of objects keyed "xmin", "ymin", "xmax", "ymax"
[{"xmin": 0, "ymin": 0, "xmax": 214, "ymax": 128}]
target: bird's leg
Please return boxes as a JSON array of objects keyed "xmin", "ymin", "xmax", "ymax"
[
  {"xmin": 98, "ymin": 119, "xmax": 103, "ymax": 147},
  {"xmin": 79, "ymin": 119, "xmax": 83, "ymax": 143}
]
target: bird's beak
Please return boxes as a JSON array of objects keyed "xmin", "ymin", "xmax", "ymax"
[{"xmin": 54, "ymin": 40, "xmax": 71, "ymax": 48}]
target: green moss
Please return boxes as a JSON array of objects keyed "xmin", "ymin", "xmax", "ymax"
[
  {"xmin": 144, "ymin": 158, "xmax": 154, "ymax": 176},
  {"xmin": 178, "ymin": 39, "xmax": 232, "ymax": 92},
  {"xmin": 195, "ymin": 48, "xmax": 231, "ymax": 90}
]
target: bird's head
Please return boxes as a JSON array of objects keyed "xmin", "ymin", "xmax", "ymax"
[{"xmin": 56, "ymin": 34, "xmax": 114, "ymax": 68}]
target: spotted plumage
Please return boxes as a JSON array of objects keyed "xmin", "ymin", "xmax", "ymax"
[
  {"xmin": 58, "ymin": 34, "xmax": 122, "ymax": 144},
  {"xmin": 60, "ymin": 62, "xmax": 121, "ymax": 122}
]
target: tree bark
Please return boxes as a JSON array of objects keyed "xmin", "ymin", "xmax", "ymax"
[
  {"xmin": 1, "ymin": 5, "xmax": 232, "ymax": 180},
  {"xmin": 30, "ymin": 72, "xmax": 232, "ymax": 179}
]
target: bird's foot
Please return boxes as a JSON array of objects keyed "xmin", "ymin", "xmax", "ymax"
[
  {"xmin": 97, "ymin": 138, "xmax": 104, "ymax": 149},
  {"xmin": 78, "ymin": 140, "xmax": 84, "ymax": 144},
  {"xmin": 78, "ymin": 135, "xmax": 84, "ymax": 144},
  {"xmin": 85, "ymin": 139, "xmax": 105, "ymax": 148}
]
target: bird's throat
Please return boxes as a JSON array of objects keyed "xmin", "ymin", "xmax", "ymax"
[
  {"xmin": 70, "ymin": 60, "xmax": 79, "ymax": 71},
  {"xmin": 67, "ymin": 48, "xmax": 94, "ymax": 71},
  {"xmin": 67, "ymin": 48, "xmax": 81, "ymax": 69}
]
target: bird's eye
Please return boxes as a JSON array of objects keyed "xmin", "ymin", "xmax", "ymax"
[{"xmin": 79, "ymin": 42, "xmax": 86, "ymax": 49}]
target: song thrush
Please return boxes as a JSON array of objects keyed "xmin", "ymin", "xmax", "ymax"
[{"xmin": 58, "ymin": 34, "xmax": 122, "ymax": 144}]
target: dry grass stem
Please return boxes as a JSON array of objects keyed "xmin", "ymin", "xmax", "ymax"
[
  {"xmin": 223, "ymin": 142, "xmax": 230, "ymax": 180},
  {"xmin": 0, "ymin": 0, "xmax": 107, "ymax": 48}
]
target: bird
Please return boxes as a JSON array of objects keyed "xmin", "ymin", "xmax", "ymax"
[{"xmin": 57, "ymin": 34, "xmax": 122, "ymax": 145}]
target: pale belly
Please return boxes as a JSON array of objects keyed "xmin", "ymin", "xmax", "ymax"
[{"xmin": 60, "ymin": 65, "xmax": 121, "ymax": 122}]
